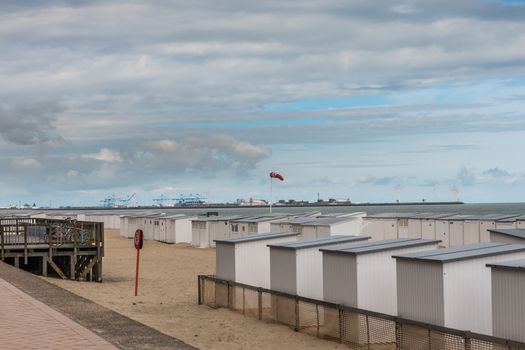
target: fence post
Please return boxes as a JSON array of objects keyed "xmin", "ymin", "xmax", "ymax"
[
  {"xmin": 338, "ymin": 307, "xmax": 344, "ymax": 344},
  {"xmin": 395, "ymin": 322, "xmax": 402, "ymax": 350},
  {"xmin": 316, "ymin": 304, "xmax": 320, "ymax": 338},
  {"xmin": 428, "ymin": 329, "xmax": 432, "ymax": 350},
  {"xmin": 197, "ymin": 276, "xmax": 202, "ymax": 305},
  {"xmin": 24, "ymin": 223, "xmax": 28, "ymax": 265},
  {"xmin": 243, "ymin": 287, "xmax": 246, "ymax": 315},
  {"xmin": 366, "ymin": 314, "xmax": 370, "ymax": 349},
  {"xmin": 464, "ymin": 332, "xmax": 471, "ymax": 350},
  {"xmin": 294, "ymin": 296, "xmax": 299, "ymax": 331},
  {"xmin": 227, "ymin": 282, "xmax": 231, "ymax": 309},
  {"xmin": 1, "ymin": 225, "xmax": 4, "ymax": 261},
  {"xmin": 258, "ymin": 289, "xmax": 262, "ymax": 320}
]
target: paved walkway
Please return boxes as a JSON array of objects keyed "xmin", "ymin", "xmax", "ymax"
[{"xmin": 0, "ymin": 278, "xmax": 117, "ymax": 350}]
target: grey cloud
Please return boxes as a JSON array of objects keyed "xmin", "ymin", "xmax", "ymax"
[
  {"xmin": 483, "ymin": 167, "xmax": 511, "ymax": 178},
  {"xmin": 137, "ymin": 135, "xmax": 271, "ymax": 174},
  {"xmin": 0, "ymin": 101, "xmax": 62, "ymax": 145},
  {"xmin": 356, "ymin": 175, "xmax": 399, "ymax": 186},
  {"xmin": 3, "ymin": 135, "xmax": 271, "ymax": 193},
  {"xmin": 483, "ymin": 167, "xmax": 525, "ymax": 184}
]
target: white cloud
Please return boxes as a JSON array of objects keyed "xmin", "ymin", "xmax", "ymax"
[
  {"xmin": 13, "ymin": 158, "xmax": 41, "ymax": 169},
  {"xmin": 88, "ymin": 148, "xmax": 122, "ymax": 162}
]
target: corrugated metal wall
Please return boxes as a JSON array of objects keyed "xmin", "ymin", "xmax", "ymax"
[
  {"xmin": 384, "ymin": 219, "xmax": 399, "ymax": 240},
  {"xmin": 357, "ymin": 244, "xmax": 439, "ymax": 316},
  {"xmin": 331, "ymin": 220, "xmax": 362, "ymax": 236},
  {"xmin": 397, "ymin": 259, "xmax": 444, "ymax": 326},
  {"xmin": 435, "ymin": 220, "xmax": 450, "ymax": 247},
  {"xmin": 421, "ymin": 220, "xmax": 436, "ymax": 240},
  {"xmin": 407, "ymin": 219, "xmax": 422, "ymax": 238},
  {"xmin": 449, "ymin": 221, "xmax": 464, "ymax": 247},
  {"xmin": 175, "ymin": 218, "xmax": 192, "ymax": 243},
  {"xmin": 495, "ymin": 221, "xmax": 517, "ymax": 229},
  {"xmin": 492, "ymin": 268, "xmax": 525, "ymax": 342},
  {"xmin": 479, "ymin": 220, "xmax": 497, "ymax": 242},
  {"xmin": 296, "ymin": 247, "xmax": 325, "ymax": 300},
  {"xmin": 323, "ymin": 253, "xmax": 357, "ymax": 306},
  {"xmin": 463, "ymin": 221, "xmax": 480, "ymax": 245},
  {"xmin": 443, "ymin": 252, "xmax": 525, "ymax": 335},
  {"xmin": 216, "ymin": 243, "xmax": 236, "ymax": 281},
  {"xmin": 269, "ymin": 249, "xmax": 297, "ymax": 295},
  {"xmin": 300, "ymin": 226, "xmax": 317, "ymax": 240},
  {"xmin": 235, "ymin": 236, "xmax": 298, "ymax": 288},
  {"xmin": 489, "ymin": 232, "xmax": 525, "ymax": 244}
]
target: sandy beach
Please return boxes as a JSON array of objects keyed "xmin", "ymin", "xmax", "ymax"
[{"xmin": 44, "ymin": 230, "xmax": 343, "ymax": 350}]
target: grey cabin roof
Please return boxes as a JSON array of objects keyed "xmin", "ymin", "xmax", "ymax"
[
  {"xmin": 406, "ymin": 213, "xmax": 456, "ymax": 219},
  {"xmin": 320, "ymin": 238, "xmax": 440, "ymax": 255},
  {"xmin": 487, "ymin": 258, "xmax": 525, "ymax": 271},
  {"xmin": 214, "ymin": 231, "xmax": 298, "ymax": 244},
  {"xmin": 488, "ymin": 229, "xmax": 525, "ymax": 239},
  {"xmin": 496, "ymin": 215, "xmax": 521, "ymax": 222},
  {"xmin": 195, "ymin": 215, "xmax": 246, "ymax": 222},
  {"xmin": 267, "ymin": 235, "xmax": 370, "ymax": 250},
  {"xmin": 275, "ymin": 217, "xmax": 319, "ymax": 225},
  {"xmin": 302, "ymin": 216, "xmax": 359, "ymax": 226},
  {"xmin": 394, "ymin": 243, "xmax": 525, "ymax": 263},
  {"xmin": 163, "ymin": 214, "xmax": 195, "ymax": 219},
  {"xmin": 230, "ymin": 215, "xmax": 287, "ymax": 223},
  {"xmin": 439, "ymin": 214, "xmax": 476, "ymax": 221},
  {"xmin": 365, "ymin": 213, "xmax": 415, "ymax": 219},
  {"xmin": 466, "ymin": 214, "xmax": 520, "ymax": 221}
]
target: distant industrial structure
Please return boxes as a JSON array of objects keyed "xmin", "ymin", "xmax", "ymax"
[
  {"xmin": 153, "ymin": 194, "xmax": 207, "ymax": 207},
  {"xmin": 99, "ymin": 193, "xmax": 136, "ymax": 208}
]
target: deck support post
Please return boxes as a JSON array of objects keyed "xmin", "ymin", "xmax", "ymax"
[
  {"xmin": 42, "ymin": 256, "xmax": 47, "ymax": 277},
  {"xmin": 70, "ymin": 254, "xmax": 75, "ymax": 279}
]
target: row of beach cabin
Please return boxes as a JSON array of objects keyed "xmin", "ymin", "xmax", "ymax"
[
  {"xmin": 362, "ymin": 212, "xmax": 525, "ymax": 246},
  {"xmin": 215, "ymin": 232, "xmax": 525, "ymax": 342},
  {"xmin": 191, "ymin": 212, "xmax": 366, "ymax": 248},
  {"xmin": 119, "ymin": 213, "xmax": 195, "ymax": 243},
  {"xmin": 17, "ymin": 210, "xmax": 525, "ymax": 251}
]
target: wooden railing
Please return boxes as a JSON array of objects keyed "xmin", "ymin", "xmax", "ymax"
[{"xmin": 0, "ymin": 218, "xmax": 104, "ymax": 262}]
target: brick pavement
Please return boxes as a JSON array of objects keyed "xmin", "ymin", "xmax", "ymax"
[{"xmin": 0, "ymin": 278, "xmax": 117, "ymax": 350}]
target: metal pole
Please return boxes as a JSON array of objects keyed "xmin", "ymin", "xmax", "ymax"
[
  {"xmin": 270, "ymin": 177, "xmax": 273, "ymax": 214},
  {"xmin": 134, "ymin": 248, "xmax": 140, "ymax": 296}
]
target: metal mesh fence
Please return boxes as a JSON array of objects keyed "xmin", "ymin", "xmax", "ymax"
[{"xmin": 198, "ymin": 275, "xmax": 525, "ymax": 350}]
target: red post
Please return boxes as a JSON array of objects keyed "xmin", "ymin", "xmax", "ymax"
[
  {"xmin": 133, "ymin": 229, "xmax": 144, "ymax": 297},
  {"xmin": 135, "ymin": 248, "xmax": 140, "ymax": 296}
]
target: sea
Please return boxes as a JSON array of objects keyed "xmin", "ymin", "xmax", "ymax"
[{"xmin": 110, "ymin": 202, "xmax": 525, "ymax": 217}]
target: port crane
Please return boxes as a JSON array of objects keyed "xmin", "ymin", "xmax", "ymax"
[
  {"xmin": 152, "ymin": 194, "xmax": 177, "ymax": 207},
  {"xmin": 119, "ymin": 193, "xmax": 136, "ymax": 207},
  {"xmin": 100, "ymin": 193, "xmax": 136, "ymax": 208},
  {"xmin": 176, "ymin": 193, "xmax": 206, "ymax": 206}
]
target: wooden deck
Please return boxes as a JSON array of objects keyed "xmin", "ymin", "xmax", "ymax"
[{"xmin": 0, "ymin": 218, "xmax": 104, "ymax": 282}]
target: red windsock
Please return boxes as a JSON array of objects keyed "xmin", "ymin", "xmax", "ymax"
[{"xmin": 269, "ymin": 172, "xmax": 284, "ymax": 181}]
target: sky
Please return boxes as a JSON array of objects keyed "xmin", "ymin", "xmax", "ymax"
[{"xmin": 1, "ymin": 0, "xmax": 525, "ymax": 207}]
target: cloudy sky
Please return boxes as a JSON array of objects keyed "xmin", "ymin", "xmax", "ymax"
[{"xmin": 2, "ymin": 0, "xmax": 525, "ymax": 207}]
